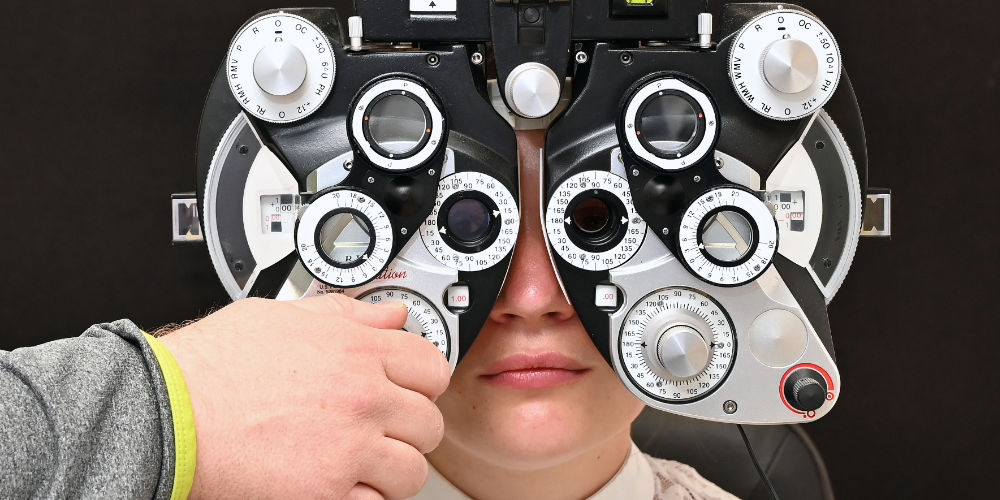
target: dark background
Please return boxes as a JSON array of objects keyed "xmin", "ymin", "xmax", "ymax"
[{"xmin": 1, "ymin": 1, "xmax": 996, "ymax": 498}]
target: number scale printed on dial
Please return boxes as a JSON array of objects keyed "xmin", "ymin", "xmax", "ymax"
[
  {"xmin": 619, "ymin": 288, "xmax": 736, "ymax": 403},
  {"xmin": 358, "ymin": 289, "xmax": 450, "ymax": 359}
]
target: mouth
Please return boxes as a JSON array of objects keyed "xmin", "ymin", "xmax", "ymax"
[{"xmin": 480, "ymin": 352, "xmax": 591, "ymax": 390}]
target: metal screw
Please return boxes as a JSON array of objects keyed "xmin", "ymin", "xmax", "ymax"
[
  {"xmin": 426, "ymin": 54, "xmax": 440, "ymax": 66},
  {"xmin": 522, "ymin": 7, "xmax": 541, "ymax": 24},
  {"xmin": 632, "ymin": 168, "xmax": 640, "ymax": 177},
  {"xmin": 470, "ymin": 52, "xmax": 484, "ymax": 65},
  {"xmin": 823, "ymin": 258, "xmax": 833, "ymax": 269},
  {"xmin": 575, "ymin": 51, "xmax": 589, "ymax": 64},
  {"xmin": 715, "ymin": 157, "xmax": 724, "ymax": 169},
  {"xmin": 400, "ymin": 227, "xmax": 409, "ymax": 235},
  {"xmin": 343, "ymin": 160, "xmax": 353, "ymax": 171},
  {"xmin": 693, "ymin": 175, "xmax": 702, "ymax": 183},
  {"xmin": 723, "ymin": 400, "xmax": 738, "ymax": 414},
  {"xmin": 367, "ymin": 176, "xmax": 375, "ymax": 184},
  {"xmin": 661, "ymin": 228, "xmax": 669, "ymax": 236},
  {"xmin": 238, "ymin": 145, "xmax": 249, "ymax": 155},
  {"xmin": 617, "ymin": 152, "xmax": 623, "ymax": 164},
  {"xmin": 428, "ymin": 168, "xmax": 436, "ymax": 176},
  {"xmin": 443, "ymin": 151, "xmax": 449, "ymax": 163},
  {"xmin": 620, "ymin": 52, "xmax": 633, "ymax": 65}
]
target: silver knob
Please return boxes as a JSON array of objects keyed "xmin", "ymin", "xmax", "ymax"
[
  {"xmin": 504, "ymin": 62, "xmax": 561, "ymax": 119},
  {"xmin": 762, "ymin": 39, "xmax": 819, "ymax": 95},
  {"xmin": 253, "ymin": 43, "xmax": 308, "ymax": 97},
  {"xmin": 656, "ymin": 326, "xmax": 711, "ymax": 379}
]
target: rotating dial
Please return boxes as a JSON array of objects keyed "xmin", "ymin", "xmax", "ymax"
[
  {"xmin": 358, "ymin": 288, "xmax": 450, "ymax": 359},
  {"xmin": 619, "ymin": 288, "xmax": 736, "ymax": 403},
  {"xmin": 226, "ymin": 13, "xmax": 336, "ymax": 123},
  {"xmin": 622, "ymin": 77, "xmax": 719, "ymax": 171},
  {"xmin": 420, "ymin": 172, "xmax": 519, "ymax": 271},
  {"xmin": 678, "ymin": 187, "xmax": 778, "ymax": 287},
  {"xmin": 729, "ymin": 10, "xmax": 841, "ymax": 121},
  {"xmin": 546, "ymin": 171, "xmax": 646, "ymax": 271},
  {"xmin": 350, "ymin": 78, "xmax": 446, "ymax": 171},
  {"xmin": 295, "ymin": 190, "xmax": 394, "ymax": 287}
]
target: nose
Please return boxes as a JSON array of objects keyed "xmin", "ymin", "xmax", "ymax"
[{"xmin": 489, "ymin": 130, "xmax": 576, "ymax": 325}]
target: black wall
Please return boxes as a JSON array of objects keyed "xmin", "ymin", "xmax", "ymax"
[{"xmin": 1, "ymin": 1, "xmax": 996, "ymax": 498}]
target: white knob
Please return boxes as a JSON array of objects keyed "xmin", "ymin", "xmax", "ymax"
[
  {"xmin": 762, "ymin": 39, "xmax": 819, "ymax": 95},
  {"xmin": 656, "ymin": 326, "xmax": 711, "ymax": 379},
  {"xmin": 348, "ymin": 16, "xmax": 364, "ymax": 50},
  {"xmin": 504, "ymin": 62, "xmax": 561, "ymax": 119},
  {"xmin": 253, "ymin": 43, "xmax": 308, "ymax": 96}
]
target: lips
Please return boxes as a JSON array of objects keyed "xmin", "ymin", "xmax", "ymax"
[{"xmin": 480, "ymin": 353, "xmax": 590, "ymax": 389}]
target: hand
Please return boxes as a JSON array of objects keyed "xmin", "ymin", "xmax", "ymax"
[{"xmin": 159, "ymin": 294, "xmax": 450, "ymax": 500}]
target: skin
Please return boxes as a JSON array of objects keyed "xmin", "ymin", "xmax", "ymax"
[
  {"xmin": 160, "ymin": 295, "xmax": 450, "ymax": 500},
  {"xmin": 427, "ymin": 130, "xmax": 647, "ymax": 500}
]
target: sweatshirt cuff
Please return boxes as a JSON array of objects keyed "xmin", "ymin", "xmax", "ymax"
[{"xmin": 144, "ymin": 333, "xmax": 197, "ymax": 500}]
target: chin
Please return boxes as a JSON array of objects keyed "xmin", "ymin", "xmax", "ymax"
[{"xmin": 471, "ymin": 394, "xmax": 601, "ymax": 470}]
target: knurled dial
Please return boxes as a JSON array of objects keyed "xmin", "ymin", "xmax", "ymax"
[
  {"xmin": 358, "ymin": 288, "xmax": 450, "ymax": 360},
  {"xmin": 618, "ymin": 288, "xmax": 736, "ymax": 403},
  {"xmin": 729, "ymin": 9, "xmax": 841, "ymax": 120},
  {"xmin": 227, "ymin": 12, "xmax": 336, "ymax": 123}
]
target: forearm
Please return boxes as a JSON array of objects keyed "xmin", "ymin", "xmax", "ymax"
[{"xmin": 0, "ymin": 320, "xmax": 177, "ymax": 499}]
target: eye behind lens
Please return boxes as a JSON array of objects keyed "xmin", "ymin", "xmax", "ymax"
[
  {"xmin": 437, "ymin": 193, "xmax": 502, "ymax": 254},
  {"xmin": 565, "ymin": 191, "xmax": 629, "ymax": 252}
]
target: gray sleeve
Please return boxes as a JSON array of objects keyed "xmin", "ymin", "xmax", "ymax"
[{"xmin": 0, "ymin": 319, "xmax": 177, "ymax": 499}]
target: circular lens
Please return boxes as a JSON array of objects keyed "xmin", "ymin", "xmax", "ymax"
[
  {"xmin": 318, "ymin": 211, "xmax": 373, "ymax": 266},
  {"xmin": 637, "ymin": 93, "xmax": 701, "ymax": 156},
  {"xmin": 446, "ymin": 198, "xmax": 493, "ymax": 244},
  {"xmin": 572, "ymin": 197, "xmax": 611, "ymax": 235},
  {"xmin": 366, "ymin": 94, "xmax": 428, "ymax": 156},
  {"xmin": 700, "ymin": 210, "xmax": 755, "ymax": 263}
]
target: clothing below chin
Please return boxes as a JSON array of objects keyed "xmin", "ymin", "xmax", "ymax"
[{"xmin": 411, "ymin": 441, "xmax": 738, "ymax": 500}]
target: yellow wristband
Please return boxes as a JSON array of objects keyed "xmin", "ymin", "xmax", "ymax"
[{"xmin": 144, "ymin": 333, "xmax": 197, "ymax": 500}]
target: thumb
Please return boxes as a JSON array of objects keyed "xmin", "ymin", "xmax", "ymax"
[{"xmin": 296, "ymin": 294, "xmax": 408, "ymax": 330}]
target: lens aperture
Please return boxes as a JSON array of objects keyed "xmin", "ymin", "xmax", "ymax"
[
  {"xmin": 447, "ymin": 198, "xmax": 493, "ymax": 244},
  {"xmin": 572, "ymin": 197, "xmax": 612, "ymax": 235},
  {"xmin": 366, "ymin": 93, "xmax": 429, "ymax": 156},
  {"xmin": 700, "ymin": 210, "xmax": 755, "ymax": 263},
  {"xmin": 318, "ymin": 212, "xmax": 373, "ymax": 266},
  {"xmin": 637, "ymin": 93, "xmax": 700, "ymax": 156}
]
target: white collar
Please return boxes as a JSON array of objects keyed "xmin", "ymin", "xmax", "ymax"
[{"xmin": 411, "ymin": 442, "xmax": 654, "ymax": 500}]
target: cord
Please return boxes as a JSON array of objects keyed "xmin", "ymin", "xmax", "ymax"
[{"xmin": 737, "ymin": 424, "xmax": 780, "ymax": 500}]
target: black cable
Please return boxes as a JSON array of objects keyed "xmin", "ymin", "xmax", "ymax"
[{"xmin": 737, "ymin": 424, "xmax": 780, "ymax": 500}]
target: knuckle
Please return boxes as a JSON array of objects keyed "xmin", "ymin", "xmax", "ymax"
[
  {"xmin": 394, "ymin": 449, "xmax": 429, "ymax": 499},
  {"xmin": 342, "ymin": 382, "xmax": 390, "ymax": 419}
]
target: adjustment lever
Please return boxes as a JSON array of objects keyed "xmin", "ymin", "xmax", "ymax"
[
  {"xmin": 171, "ymin": 193, "xmax": 204, "ymax": 244},
  {"xmin": 862, "ymin": 189, "xmax": 892, "ymax": 238}
]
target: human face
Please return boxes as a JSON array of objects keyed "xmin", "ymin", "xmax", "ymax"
[{"xmin": 430, "ymin": 130, "xmax": 646, "ymax": 470}]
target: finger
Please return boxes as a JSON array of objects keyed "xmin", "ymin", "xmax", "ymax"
[
  {"xmin": 296, "ymin": 294, "xmax": 408, "ymax": 330},
  {"xmin": 382, "ymin": 387, "xmax": 445, "ymax": 454},
  {"xmin": 377, "ymin": 330, "xmax": 451, "ymax": 399},
  {"xmin": 344, "ymin": 483, "xmax": 384, "ymax": 500},
  {"xmin": 358, "ymin": 438, "xmax": 429, "ymax": 500}
]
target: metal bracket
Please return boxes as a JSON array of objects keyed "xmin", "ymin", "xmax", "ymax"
[
  {"xmin": 172, "ymin": 193, "xmax": 204, "ymax": 243},
  {"xmin": 861, "ymin": 189, "xmax": 892, "ymax": 238}
]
